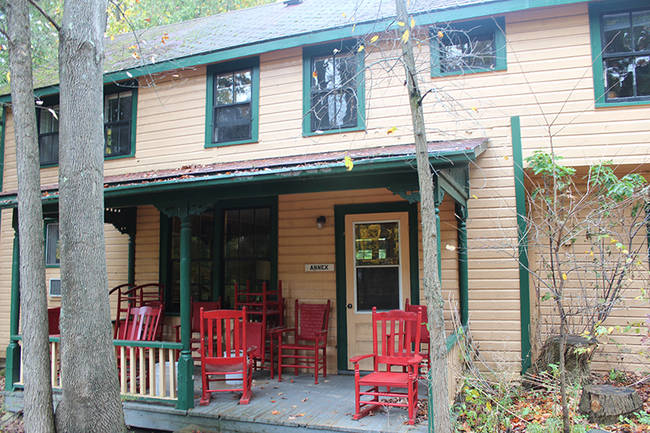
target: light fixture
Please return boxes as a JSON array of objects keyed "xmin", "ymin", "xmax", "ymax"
[{"xmin": 316, "ymin": 215, "xmax": 326, "ymax": 229}]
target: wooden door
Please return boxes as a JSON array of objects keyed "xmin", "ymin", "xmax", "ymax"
[{"xmin": 345, "ymin": 212, "xmax": 410, "ymax": 370}]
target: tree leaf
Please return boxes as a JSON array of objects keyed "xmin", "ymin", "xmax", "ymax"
[
  {"xmin": 344, "ymin": 156, "xmax": 354, "ymax": 171},
  {"xmin": 370, "ymin": 35, "xmax": 379, "ymax": 43},
  {"xmin": 401, "ymin": 29, "xmax": 410, "ymax": 43}
]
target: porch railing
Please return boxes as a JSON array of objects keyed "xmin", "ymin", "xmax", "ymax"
[{"xmin": 9, "ymin": 336, "xmax": 182, "ymax": 402}]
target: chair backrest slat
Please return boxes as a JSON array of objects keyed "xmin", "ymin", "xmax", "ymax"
[
  {"xmin": 371, "ymin": 307, "xmax": 421, "ymax": 366},
  {"xmin": 295, "ymin": 300, "xmax": 331, "ymax": 342},
  {"xmin": 199, "ymin": 308, "xmax": 247, "ymax": 361},
  {"xmin": 121, "ymin": 305, "xmax": 162, "ymax": 341}
]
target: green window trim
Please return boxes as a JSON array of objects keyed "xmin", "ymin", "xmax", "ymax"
[
  {"xmin": 0, "ymin": 106, "xmax": 5, "ymax": 192},
  {"xmin": 302, "ymin": 40, "xmax": 366, "ymax": 137},
  {"xmin": 36, "ymin": 81, "xmax": 138, "ymax": 167},
  {"xmin": 204, "ymin": 57, "xmax": 260, "ymax": 148},
  {"xmin": 430, "ymin": 17, "xmax": 507, "ymax": 77},
  {"xmin": 589, "ymin": 1, "xmax": 650, "ymax": 108}
]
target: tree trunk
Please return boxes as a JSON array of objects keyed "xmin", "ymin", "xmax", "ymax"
[
  {"xmin": 55, "ymin": 0, "xmax": 127, "ymax": 431},
  {"xmin": 6, "ymin": 1, "xmax": 56, "ymax": 432},
  {"xmin": 395, "ymin": 1, "xmax": 451, "ymax": 432},
  {"xmin": 559, "ymin": 319, "xmax": 571, "ymax": 433}
]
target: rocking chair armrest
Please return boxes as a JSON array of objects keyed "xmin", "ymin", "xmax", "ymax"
[
  {"xmin": 277, "ymin": 327, "xmax": 296, "ymax": 335},
  {"xmin": 173, "ymin": 324, "xmax": 181, "ymax": 342},
  {"xmin": 406, "ymin": 354, "xmax": 423, "ymax": 365},
  {"xmin": 349, "ymin": 353, "xmax": 374, "ymax": 364}
]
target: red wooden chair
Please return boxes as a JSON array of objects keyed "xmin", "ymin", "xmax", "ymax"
[
  {"xmin": 245, "ymin": 321, "xmax": 265, "ymax": 371},
  {"xmin": 405, "ymin": 299, "xmax": 430, "ymax": 371},
  {"xmin": 199, "ymin": 308, "xmax": 254, "ymax": 405},
  {"xmin": 350, "ymin": 307, "xmax": 423, "ymax": 425},
  {"xmin": 117, "ymin": 305, "xmax": 163, "ymax": 341},
  {"xmin": 48, "ymin": 307, "xmax": 60, "ymax": 336},
  {"xmin": 277, "ymin": 300, "xmax": 330, "ymax": 384},
  {"xmin": 111, "ymin": 283, "xmax": 164, "ymax": 338},
  {"xmin": 174, "ymin": 299, "xmax": 222, "ymax": 357}
]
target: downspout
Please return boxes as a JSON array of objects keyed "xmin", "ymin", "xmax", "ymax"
[{"xmin": 511, "ymin": 116, "xmax": 532, "ymax": 374}]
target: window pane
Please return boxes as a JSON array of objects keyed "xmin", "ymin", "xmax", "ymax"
[
  {"xmin": 335, "ymin": 54, "xmax": 356, "ymax": 88},
  {"xmin": 215, "ymin": 87, "xmax": 233, "ymax": 105},
  {"xmin": 356, "ymin": 267, "xmax": 399, "ymax": 311},
  {"xmin": 118, "ymin": 95, "xmax": 132, "ymax": 122},
  {"xmin": 39, "ymin": 134, "xmax": 59, "ymax": 165},
  {"xmin": 605, "ymin": 57, "xmax": 635, "ymax": 98},
  {"xmin": 313, "ymin": 56, "xmax": 334, "ymax": 91},
  {"xmin": 45, "ymin": 223, "xmax": 60, "ymax": 265},
  {"xmin": 234, "ymin": 71, "xmax": 252, "ymax": 103},
  {"xmin": 603, "ymin": 13, "xmax": 632, "ymax": 53},
  {"xmin": 216, "ymin": 73, "xmax": 233, "ymax": 90},
  {"xmin": 632, "ymin": 11, "xmax": 650, "ymax": 51},
  {"xmin": 441, "ymin": 30, "xmax": 496, "ymax": 72},
  {"xmin": 354, "ymin": 222, "xmax": 399, "ymax": 266},
  {"xmin": 635, "ymin": 56, "xmax": 650, "ymax": 96},
  {"xmin": 214, "ymin": 104, "xmax": 251, "ymax": 142},
  {"xmin": 105, "ymin": 95, "xmax": 120, "ymax": 123},
  {"xmin": 39, "ymin": 107, "xmax": 58, "ymax": 134}
]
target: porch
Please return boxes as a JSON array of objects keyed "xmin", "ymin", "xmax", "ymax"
[{"xmin": 4, "ymin": 372, "xmax": 431, "ymax": 432}]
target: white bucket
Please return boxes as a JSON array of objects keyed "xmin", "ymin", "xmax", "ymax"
[
  {"xmin": 154, "ymin": 361, "xmax": 178, "ymax": 396},
  {"xmin": 224, "ymin": 350, "xmax": 244, "ymax": 385}
]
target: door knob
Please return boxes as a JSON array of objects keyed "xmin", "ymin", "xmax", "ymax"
[{"xmin": 347, "ymin": 303, "xmax": 353, "ymax": 309}]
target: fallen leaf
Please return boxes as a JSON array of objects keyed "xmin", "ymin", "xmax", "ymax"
[
  {"xmin": 297, "ymin": 413, "xmax": 305, "ymax": 417},
  {"xmin": 272, "ymin": 410, "xmax": 280, "ymax": 415},
  {"xmin": 397, "ymin": 21, "xmax": 405, "ymax": 27},
  {"xmin": 437, "ymin": 31, "xmax": 444, "ymax": 39},
  {"xmin": 387, "ymin": 126, "xmax": 397, "ymax": 134},
  {"xmin": 344, "ymin": 156, "xmax": 354, "ymax": 171},
  {"xmin": 302, "ymin": 397, "xmax": 309, "ymax": 402},
  {"xmin": 357, "ymin": 45, "xmax": 364, "ymax": 52},
  {"xmin": 410, "ymin": 17, "xmax": 415, "ymax": 28},
  {"xmin": 370, "ymin": 35, "xmax": 379, "ymax": 43}
]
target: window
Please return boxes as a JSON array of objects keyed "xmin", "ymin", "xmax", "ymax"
[
  {"xmin": 45, "ymin": 222, "xmax": 60, "ymax": 266},
  {"xmin": 104, "ymin": 90, "xmax": 134, "ymax": 157},
  {"xmin": 36, "ymin": 83, "xmax": 137, "ymax": 165},
  {"xmin": 162, "ymin": 199, "xmax": 277, "ymax": 314},
  {"xmin": 592, "ymin": 5, "xmax": 650, "ymax": 103},
  {"xmin": 430, "ymin": 17, "xmax": 506, "ymax": 77},
  {"xmin": 223, "ymin": 207, "xmax": 272, "ymax": 305},
  {"xmin": 303, "ymin": 41, "xmax": 365, "ymax": 135},
  {"xmin": 38, "ymin": 107, "xmax": 59, "ymax": 166},
  {"xmin": 205, "ymin": 57, "xmax": 259, "ymax": 147}
]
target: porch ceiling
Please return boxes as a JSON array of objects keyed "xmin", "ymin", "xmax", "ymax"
[{"xmin": 0, "ymin": 138, "xmax": 487, "ymax": 209}]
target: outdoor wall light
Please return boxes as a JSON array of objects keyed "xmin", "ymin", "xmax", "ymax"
[{"xmin": 316, "ymin": 215, "xmax": 326, "ymax": 229}]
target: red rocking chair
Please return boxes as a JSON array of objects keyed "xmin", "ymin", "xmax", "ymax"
[
  {"xmin": 350, "ymin": 307, "xmax": 423, "ymax": 425},
  {"xmin": 405, "ymin": 299, "xmax": 430, "ymax": 371},
  {"xmin": 117, "ymin": 305, "xmax": 163, "ymax": 341},
  {"xmin": 199, "ymin": 308, "xmax": 254, "ymax": 405},
  {"xmin": 174, "ymin": 299, "xmax": 222, "ymax": 357},
  {"xmin": 277, "ymin": 299, "xmax": 330, "ymax": 384}
]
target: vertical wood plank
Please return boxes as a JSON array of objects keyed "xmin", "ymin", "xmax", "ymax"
[
  {"xmin": 160, "ymin": 347, "xmax": 167, "ymax": 397},
  {"xmin": 149, "ymin": 348, "xmax": 155, "ymax": 396},
  {"xmin": 120, "ymin": 346, "xmax": 126, "ymax": 393},
  {"xmin": 139, "ymin": 347, "xmax": 145, "ymax": 395},
  {"xmin": 129, "ymin": 346, "xmax": 136, "ymax": 394},
  {"xmin": 169, "ymin": 349, "xmax": 176, "ymax": 399}
]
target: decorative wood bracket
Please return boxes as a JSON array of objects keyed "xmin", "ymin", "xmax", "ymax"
[
  {"xmin": 155, "ymin": 199, "xmax": 215, "ymax": 219},
  {"xmin": 104, "ymin": 207, "xmax": 137, "ymax": 236}
]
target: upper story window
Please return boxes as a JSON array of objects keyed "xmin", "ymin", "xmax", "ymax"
[
  {"xmin": 45, "ymin": 221, "xmax": 60, "ymax": 266},
  {"xmin": 37, "ymin": 82, "xmax": 138, "ymax": 166},
  {"xmin": 430, "ymin": 17, "xmax": 506, "ymax": 77},
  {"xmin": 38, "ymin": 107, "xmax": 59, "ymax": 166},
  {"xmin": 302, "ymin": 41, "xmax": 365, "ymax": 136},
  {"xmin": 205, "ymin": 57, "xmax": 259, "ymax": 147},
  {"xmin": 589, "ymin": 1, "xmax": 650, "ymax": 107}
]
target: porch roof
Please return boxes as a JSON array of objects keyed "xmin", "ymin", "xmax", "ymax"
[{"xmin": 0, "ymin": 138, "xmax": 487, "ymax": 209}]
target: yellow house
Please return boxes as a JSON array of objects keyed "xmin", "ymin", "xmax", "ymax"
[{"xmin": 0, "ymin": 0, "xmax": 648, "ymax": 429}]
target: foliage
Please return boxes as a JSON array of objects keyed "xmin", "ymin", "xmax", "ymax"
[
  {"xmin": 526, "ymin": 151, "xmax": 649, "ymax": 337},
  {"xmin": 0, "ymin": 0, "xmax": 273, "ymax": 92}
]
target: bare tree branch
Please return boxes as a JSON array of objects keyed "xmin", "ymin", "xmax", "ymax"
[{"xmin": 26, "ymin": 0, "xmax": 60, "ymax": 33}]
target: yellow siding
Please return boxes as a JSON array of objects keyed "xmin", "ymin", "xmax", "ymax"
[{"xmin": 0, "ymin": 2, "xmax": 648, "ymax": 373}]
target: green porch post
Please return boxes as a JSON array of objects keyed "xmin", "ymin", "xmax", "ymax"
[
  {"xmin": 511, "ymin": 116, "xmax": 532, "ymax": 374},
  {"xmin": 5, "ymin": 211, "xmax": 20, "ymax": 391},
  {"xmin": 127, "ymin": 233, "xmax": 136, "ymax": 286},
  {"xmin": 456, "ymin": 203, "xmax": 469, "ymax": 327},
  {"xmin": 176, "ymin": 214, "xmax": 194, "ymax": 410}
]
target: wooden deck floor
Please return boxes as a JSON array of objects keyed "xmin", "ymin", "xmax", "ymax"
[{"xmin": 5, "ymin": 372, "xmax": 429, "ymax": 432}]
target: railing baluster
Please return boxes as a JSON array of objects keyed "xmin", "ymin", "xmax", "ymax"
[
  {"xmin": 149, "ymin": 348, "xmax": 155, "ymax": 397},
  {"xmin": 120, "ymin": 346, "xmax": 126, "ymax": 393},
  {"xmin": 160, "ymin": 348, "xmax": 167, "ymax": 398},
  {"xmin": 19, "ymin": 348, "xmax": 24, "ymax": 384},
  {"xmin": 50, "ymin": 341, "xmax": 57, "ymax": 387},
  {"xmin": 139, "ymin": 347, "xmax": 145, "ymax": 395},
  {"xmin": 169, "ymin": 349, "xmax": 176, "ymax": 399},
  {"xmin": 129, "ymin": 346, "xmax": 136, "ymax": 394}
]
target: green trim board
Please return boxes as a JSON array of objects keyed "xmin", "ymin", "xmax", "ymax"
[
  {"xmin": 588, "ymin": 0, "xmax": 650, "ymax": 108},
  {"xmin": 0, "ymin": 0, "xmax": 592, "ymax": 104},
  {"xmin": 5, "ymin": 213, "xmax": 20, "ymax": 391},
  {"xmin": 334, "ymin": 201, "xmax": 420, "ymax": 371},
  {"xmin": 510, "ymin": 116, "xmax": 531, "ymax": 374},
  {"xmin": 0, "ymin": 106, "xmax": 6, "ymax": 191},
  {"xmin": 0, "ymin": 147, "xmax": 485, "ymax": 210},
  {"xmin": 205, "ymin": 57, "xmax": 260, "ymax": 148},
  {"xmin": 302, "ymin": 40, "xmax": 365, "ymax": 136},
  {"xmin": 455, "ymin": 202, "xmax": 469, "ymax": 327},
  {"xmin": 430, "ymin": 17, "xmax": 507, "ymax": 77}
]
